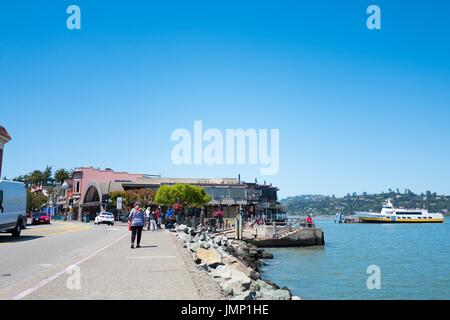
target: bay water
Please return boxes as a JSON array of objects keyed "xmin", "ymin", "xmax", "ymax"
[{"xmin": 261, "ymin": 220, "xmax": 450, "ymax": 300}]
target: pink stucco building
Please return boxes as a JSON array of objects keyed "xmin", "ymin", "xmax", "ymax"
[
  {"xmin": 69, "ymin": 167, "xmax": 146, "ymax": 220},
  {"xmin": 63, "ymin": 167, "xmax": 280, "ymax": 222}
]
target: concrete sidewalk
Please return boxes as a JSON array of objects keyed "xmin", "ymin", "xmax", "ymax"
[{"xmin": 9, "ymin": 230, "xmax": 217, "ymax": 300}]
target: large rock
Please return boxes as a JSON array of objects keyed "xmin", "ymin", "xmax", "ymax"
[
  {"xmin": 259, "ymin": 288, "xmax": 291, "ymax": 301},
  {"xmin": 178, "ymin": 232, "xmax": 193, "ymax": 243},
  {"xmin": 225, "ymin": 246, "xmax": 236, "ymax": 254},
  {"xmin": 256, "ymin": 280, "xmax": 278, "ymax": 291},
  {"xmin": 178, "ymin": 225, "xmax": 189, "ymax": 234},
  {"xmin": 230, "ymin": 291, "xmax": 257, "ymax": 301},
  {"xmin": 272, "ymin": 289, "xmax": 292, "ymax": 300},
  {"xmin": 210, "ymin": 265, "xmax": 253, "ymax": 294},
  {"xmin": 209, "ymin": 265, "xmax": 233, "ymax": 279},
  {"xmin": 201, "ymin": 242, "xmax": 211, "ymax": 250},
  {"xmin": 210, "ymin": 265, "xmax": 247, "ymax": 281},
  {"xmin": 194, "ymin": 248, "xmax": 223, "ymax": 268},
  {"xmin": 220, "ymin": 277, "xmax": 253, "ymax": 296},
  {"xmin": 213, "ymin": 236, "xmax": 223, "ymax": 245},
  {"xmin": 194, "ymin": 234, "xmax": 207, "ymax": 242},
  {"xmin": 188, "ymin": 243, "xmax": 201, "ymax": 253},
  {"xmin": 260, "ymin": 251, "xmax": 274, "ymax": 260},
  {"xmin": 222, "ymin": 256, "xmax": 260, "ymax": 280},
  {"xmin": 249, "ymin": 250, "xmax": 260, "ymax": 258},
  {"xmin": 235, "ymin": 246, "xmax": 250, "ymax": 259}
]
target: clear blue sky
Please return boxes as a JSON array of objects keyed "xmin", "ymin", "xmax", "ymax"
[{"xmin": 1, "ymin": 0, "xmax": 449, "ymax": 198}]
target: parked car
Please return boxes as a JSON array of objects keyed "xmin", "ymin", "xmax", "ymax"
[
  {"xmin": 95, "ymin": 212, "xmax": 115, "ymax": 226},
  {"xmin": 32, "ymin": 212, "xmax": 51, "ymax": 225},
  {"xmin": 0, "ymin": 180, "xmax": 27, "ymax": 237}
]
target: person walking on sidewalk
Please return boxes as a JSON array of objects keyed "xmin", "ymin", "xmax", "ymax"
[
  {"xmin": 129, "ymin": 202, "xmax": 146, "ymax": 249},
  {"xmin": 149, "ymin": 209, "xmax": 158, "ymax": 231},
  {"xmin": 145, "ymin": 207, "xmax": 151, "ymax": 231},
  {"xmin": 155, "ymin": 207, "xmax": 162, "ymax": 230}
]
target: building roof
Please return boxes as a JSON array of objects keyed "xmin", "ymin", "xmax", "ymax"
[
  {"xmin": 135, "ymin": 177, "xmax": 241, "ymax": 186},
  {"xmin": 0, "ymin": 126, "xmax": 11, "ymax": 141}
]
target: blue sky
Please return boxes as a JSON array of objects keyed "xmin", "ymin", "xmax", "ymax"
[{"xmin": 1, "ymin": 0, "xmax": 449, "ymax": 198}]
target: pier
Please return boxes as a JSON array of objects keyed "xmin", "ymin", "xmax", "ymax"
[{"xmin": 219, "ymin": 218, "xmax": 325, "ymax": 248}]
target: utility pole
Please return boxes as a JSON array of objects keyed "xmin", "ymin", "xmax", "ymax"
[{"xmin": 236, "ymin": 205, "xmax": 243, "ymax": 240}]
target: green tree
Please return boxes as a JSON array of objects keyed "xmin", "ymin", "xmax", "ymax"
[
  {"xmin": 27, "ymin": 190, "xmax": 48, "ymax": 212},
  {"xmin": 134, "ymin": 189, "xmax": 156, "ymax": 208},
  {"xmin": 43, "ymin": 165, "xmax": 53, "ymax": 186},
  {"xmin": 155, "ymin": 184, "xmax": 211, "ymax": 208},
  {"xmin": 109, "ymin": 191, "xmax": 128, "ymax": 206},
  {"xmin": 13, "ymin": 174, "xmax": 31, "ymax": 187},
  {"xmin": 109, "ymin": 189, "xmax": 156, "ymax": 211},
  {"xmin": 29, "ymin": 170, "xmax": 45, "ymax": 187},
  {"xmin": 54, "ymin": 169, "xmax": 71, "ymax": 185}
]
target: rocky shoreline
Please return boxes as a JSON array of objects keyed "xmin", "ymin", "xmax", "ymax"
[{"xmin": 173, "ymin": 225, "xmax": 301, "ymax": 301}]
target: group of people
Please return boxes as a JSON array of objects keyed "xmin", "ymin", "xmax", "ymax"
[{"xmin": 144, "ymin": 206, "xmax": 162, "ymax": 231}]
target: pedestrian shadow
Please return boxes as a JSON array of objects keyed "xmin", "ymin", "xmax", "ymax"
[
  {"xmin": 137, "ymin": 246, "xmax": 158, "ymax": 249},
  {"xmin": 0, "ymin": 235, "xmax": 44, "ymax": 243}
]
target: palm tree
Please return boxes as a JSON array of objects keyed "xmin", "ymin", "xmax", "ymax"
[
  {"xmin": 29, "ymin": 170, "xmax": 45, "ymax": 187},
  {"xmin": 54, "ymin": 169, "xmax": 71, "ymax": 186}
]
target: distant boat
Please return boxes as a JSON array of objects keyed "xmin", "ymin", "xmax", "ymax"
[
  {"xmin": 335, "ymin": 212, "xmax": 359, "ymax": 224},
  {"xmin": 356, "ymin": 199, "xmax": 445, "ymax": 223}
]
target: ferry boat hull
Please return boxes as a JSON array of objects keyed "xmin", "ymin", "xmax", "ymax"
[{"xmin": 356, "ymin": 199, "xmax": 445, "ymax": 224}]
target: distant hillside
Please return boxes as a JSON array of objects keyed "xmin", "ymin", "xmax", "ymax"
[{"xmin": 281, "ymin": 190, "xmax": 450, "ymax": 216}]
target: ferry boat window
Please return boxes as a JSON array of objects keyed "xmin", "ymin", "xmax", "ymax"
[{"xmin": 396, "ymin": 212, "xmax": 422, "ymax": 215}]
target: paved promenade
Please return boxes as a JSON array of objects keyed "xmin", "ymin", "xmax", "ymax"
[{"xmin": 0, "ymin": 222, "xmax": 221, "ymax": 300}]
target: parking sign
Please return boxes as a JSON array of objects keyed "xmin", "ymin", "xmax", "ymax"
[{"xmin": 117, "ymin": 197, "xmax": 123, "ymax": 210}]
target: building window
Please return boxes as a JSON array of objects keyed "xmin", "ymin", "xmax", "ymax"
[
  {"xmin": 214, "ymin": 187, "xmax": 230, "ymax": 199},
  {"xmin": 74, "ymin": 181, "xmax": 81, "ymax": 193},
  {"xmin": 230, "ymin": 187, "xmax": 246, "ymax": 200}
]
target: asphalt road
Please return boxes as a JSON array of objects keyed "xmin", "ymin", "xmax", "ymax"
[{"xmin": 0, "ymin": 222, "xmax": 206, "ymax": 300}]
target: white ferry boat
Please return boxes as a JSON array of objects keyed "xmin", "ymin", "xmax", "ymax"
[{"xmin": 356, "ymin": 199, "xmax": 445, "ymax": 223}]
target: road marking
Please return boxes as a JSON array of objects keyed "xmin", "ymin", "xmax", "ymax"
[
  {"xmin": 23, "ymin": 224, "xmax": 92, "ymax": 237},
  {"xmin": 12, "ymin": 233, "xmax": 129, "ymax": 300}
]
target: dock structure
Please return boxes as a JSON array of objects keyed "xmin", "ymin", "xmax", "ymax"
[
  {"xmin": 244, "ymin": 224, "xmax": 325, "ymax": 248},
  {"xmin": 220, "ymin": 219, "xmax": 325, "ymax": 248}
]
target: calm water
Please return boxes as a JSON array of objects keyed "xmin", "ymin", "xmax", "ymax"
[{"xmin": 262, "ymin": 220, "xmax": 450, "ymax": 300}]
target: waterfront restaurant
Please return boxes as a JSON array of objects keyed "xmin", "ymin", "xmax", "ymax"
[
  {"xmin": 0, "ymin": 126, "xmax": 12, "ymax": 178},
  {"xmin": 60, "ymin": 167, "xmax": 283, "ymax": 222}
]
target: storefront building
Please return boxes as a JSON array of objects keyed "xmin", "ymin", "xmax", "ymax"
[{"xmin": 61, "ymin": 167, "xmax": 283, "ymax": 221}]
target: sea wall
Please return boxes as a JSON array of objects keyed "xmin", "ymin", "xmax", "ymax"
[
  {"xmin": 173, "ymin": 225, "xmax": 301, "ymax": 301},
  {"xmin": 248, "ymin": 227, "xmax": 325, "ymax": 248}
]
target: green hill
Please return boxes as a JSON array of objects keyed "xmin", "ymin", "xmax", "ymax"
[{"xmin": 281, "ymin": 190, "xmax": 450, "ymax": 216}]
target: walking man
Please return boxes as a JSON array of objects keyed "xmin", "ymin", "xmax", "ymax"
[{"xmin": 156, "ymin": 207, "xmax": 162, "ymax": 230}]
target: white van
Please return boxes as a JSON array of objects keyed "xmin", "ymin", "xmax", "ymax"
[{"xmin": 0, "ymin": 180, "xmax": 27, "ymax": 237}]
